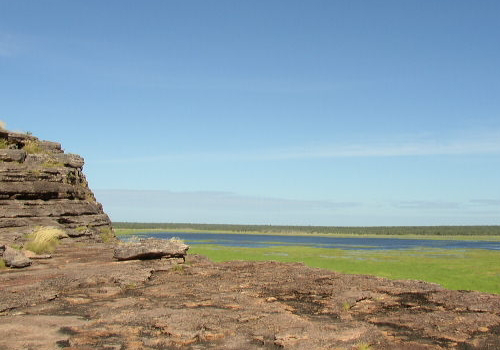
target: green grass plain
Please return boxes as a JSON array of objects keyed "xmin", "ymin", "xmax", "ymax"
[
  {"xmin": 114, "ymin": 226, "xmax": 500, "ymax": 294},
  {"xmin": 189, "ymin": 244, "xmax": 500, "ymax": 294}
]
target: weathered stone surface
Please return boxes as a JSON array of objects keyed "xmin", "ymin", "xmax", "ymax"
[
  {"xmin": 3, "ymin": 131, "xmax": 37, "ymax": 146},
  {"xmin": 0, "ymin": 181, "xmax": 87, "ymax": 200},
  {"xmin": 114, "ymin": 238, "xmax": 189, "ymax": 261},
  {"xmin": 38, "ymin": 140, "xmax": 63, "ymax": 153},
  {"xmin": 22, "ymin": 249, "xmax": 52, "ymax": 259},
  {"xmin": 54, "ymin": 153, "xmax": 84, "ymax": 168},
  {"xmin": 1, "ymin": 244, "xmax": 32, "ymax": 268},
  {"xmin": 0, "ymin": 129, "xmax": 113, "ymax": 244},
  {"xmin": 1, "ymin": 242, "xmax": 500, "ymax": 349},
  {"xmin": 0, "ymin": 149, "xmax": 26, "ymax": 162},
  {"xmin": 0, "ymin": 200, "xmax": 104, "ymax": 218}
]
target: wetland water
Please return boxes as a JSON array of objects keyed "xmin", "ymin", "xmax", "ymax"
[{"xmin": 121, "ymin": 232, "xmax": 500, "ymax": 251}]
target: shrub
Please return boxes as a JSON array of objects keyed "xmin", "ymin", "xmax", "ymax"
[
  {"xmin": 0, "ymin": 138, "xmax": 8, "ymax": 149},
  {"xmin": 169, "ymin": 237, "xmax": 185, "ymax": 245},
  {"xmin": 171, "ymin": 264, "xmax": 186, "ymax": 274},
  {"xmin": 23, "ymin": 140, "xmax": 44, "ymax": 154},
  {"xmin": 23, "ymin": 141, "xmax": 41, "ymax": 153},
  {"xmin": 0, "ymin": 259, "xmax": 6, "ymax": 269},
  {"xmin": 24, "ymin": 227, "xmax": 68, "ymax": 254},
  {"xmin": 99, "ymin": 227, "xmax": 115, "ymax": 243}
]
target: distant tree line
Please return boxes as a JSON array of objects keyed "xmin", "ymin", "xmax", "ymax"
[{"xmin": 112, "ymin": 222, "xmax": 500, "ymax": 236}]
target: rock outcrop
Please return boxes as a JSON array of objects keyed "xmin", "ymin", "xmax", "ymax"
[
  {"xmin": 0, "ymin": 128, "xmax": 113, "ymax": 244},
  {"xmin": 113, "ymin": 237, "xmax": 189, "ymax": 261}
]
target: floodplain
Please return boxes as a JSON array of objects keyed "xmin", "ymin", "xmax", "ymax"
[{"xmin": 114, "ymin": 223, "xmax": 500, "ymax": 294}]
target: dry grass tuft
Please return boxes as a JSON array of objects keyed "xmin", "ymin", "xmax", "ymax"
[
  {"xmin": 23, "ymin": 140, "xmax": 44, "ymax": 154},
  {"xmin": 169, "ymin": 237, "xmax": 185, "ymax": 245},
  {"xmin": 24, "ymin": 226, "xmax": 68, "ymax": 254},
  {"xmin": 99, "ymin": 226, "xmax": 116, "ymax": 243}
]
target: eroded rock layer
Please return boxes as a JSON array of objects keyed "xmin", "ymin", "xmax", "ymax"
[{"xmin": 0, "ymin": 128, "xmax": 113, "ymax": 243}]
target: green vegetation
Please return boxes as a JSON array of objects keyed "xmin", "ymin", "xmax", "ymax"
[
  {"xmin": 0, "ymin": 138, "xmax": 8, "ymax": 149},
  {"xmin": 189, "ymin": 244, "xmax": 500, "ymax": 294},
  {"xmin": 342, "ymin": 301, "xmax": 352, "ymax": 311},
  {"xmin": 114, "ymin": 223, "xmax": 500, "ymax": 242},
  {"xmin": 23, "ymin": 140, "xmax": 44, "ymax": 154},
  {"xmin": 42, "ymin": 159, "xmax": 65, "ymax": 168},
  {"xmin": 75, "ymin": 226, "xmax": 88, "ymax": 233},
  {"xmin": 357, "ymin": 343, "xmax": 372, "ymax": 350},
  {"xmin": 24, "ymin": 227, "xmax": 67, "ymax": 254},
  {"xmin": 85, "ymin": 192, "xmax": 96, "ymax": 202},
  {"xmin": 99, "ymin": 227, "xmax": 115, "ymax": 242},
  {"xmin": 66, "ymin": 171, "xmax": 78, "ymax": 184},
  {"xmin": 113, "ymin": 222, "xmax": 500, "ymax": 237},
  {"xmin": 0, "ymin": 259, "xmax": 6, "ymax": 269},
  {"xmin": 171, "ymin": 264, "xmax": 186, "ymax": 274}
]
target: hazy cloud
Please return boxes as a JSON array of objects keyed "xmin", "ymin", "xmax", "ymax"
[
  {"xmin": 96, "ymin": 130, "xmax": 500, "ymax": 164},
  {"xmin": 392, "ymin": 199, "xmax": 500, "ymax": 216},
  {"xmin": 94, "ymin": 189, "xmax": 361, "ymax": 224},
  {"xmin": 469, "ymin": 199, "xmax": 500, "ymax": 207},
  {"xmin": 96, "ymin": 189, "xmax": 360, "ymax": 211},
  {"xmin": 392, "ymin": 201, "xmax": 462, "ymax": 210},
  {"xmin": 92, "ymin": 189, "xmax": 500, "ymax": 225}
]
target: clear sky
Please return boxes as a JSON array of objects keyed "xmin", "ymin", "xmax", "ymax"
[{"xmin": 1, "ymin": 1, "xmax": 499, "ymax": 226}]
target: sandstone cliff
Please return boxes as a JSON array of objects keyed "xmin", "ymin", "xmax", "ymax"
[{"xmin": 0, "ymin": 128, "xmax": 113, "ymax": 243}]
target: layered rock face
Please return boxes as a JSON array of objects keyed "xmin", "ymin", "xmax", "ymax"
[{"xmin": 0, "ymin": 128, "xmax": 113, "ymax": 243}]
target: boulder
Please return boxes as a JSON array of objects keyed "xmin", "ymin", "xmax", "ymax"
[
  {"xmin": 54, "ymin": 153, "xmax": 85, "ymax": 169},
  {"xmin": 1, "ymin": 245, "xmax": 32, "ymax": 268},
  {"xmin": 113, "ymin": 238, "xmax": 189, "ymax": 261},
  {"xmin": 38, "ymin": 140, "xmax": 63, "ymax": 153},
  {"xmin": 0, "ymin": 149, "xmax": 27, "ymax": 163}
]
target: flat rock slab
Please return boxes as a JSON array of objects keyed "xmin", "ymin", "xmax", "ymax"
[
  {"xmin": 1, "ymin": 242, "xmax": 500, "ymax": 349},
  {"xmin": 113, "ymin": 238, "xmax": 189, "ymax": 261},
  {"xmin": 22, "ymin": 249, "xmax": 52, "ymax": 259},
  {"xmin": 0, "ymin": 315, "xmax": 88, "ymax": 350}
]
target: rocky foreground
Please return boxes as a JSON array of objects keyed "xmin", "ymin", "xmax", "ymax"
[{"xmin": 1, "ymin": 242, "xmax": 500, "ymax": 350}]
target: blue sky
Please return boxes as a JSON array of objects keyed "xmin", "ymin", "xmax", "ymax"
[{"xmin": 1, "ymin": 0, "xmax": 499, "ymax": 225}]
